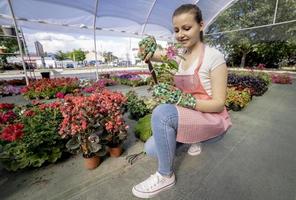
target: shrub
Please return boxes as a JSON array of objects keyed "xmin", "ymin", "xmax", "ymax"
[
  {"xmin": 135, "ymin": 114, "xmax": 152, "ymax": 142},
  {"xmin": 126, "ymin": 91, "xmax": 150, "ymax": 120}
]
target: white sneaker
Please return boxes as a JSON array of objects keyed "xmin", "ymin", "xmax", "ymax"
[
  {"xmin": 188, "ymin": 143, "xmax": 202, "ymax": 156},
  {"xmin": 132, "ymin": 172, "xmax": 176, "ymax": 198}
]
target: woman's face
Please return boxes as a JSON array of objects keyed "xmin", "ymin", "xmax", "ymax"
[{"xmin": 172, "ymin": 13, "xmax": 203, "ymax": 49}]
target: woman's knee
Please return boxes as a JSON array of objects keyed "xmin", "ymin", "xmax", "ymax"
[{"xmin": 152, "ymin": 104, "xmax": 178, "ymax": 124}]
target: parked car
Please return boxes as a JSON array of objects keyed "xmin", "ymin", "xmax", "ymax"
[
  {"xmin": 89, "ymin": 60, "xmax": 103, "ymax": 66},
  {"xmin": 118, "ymin": 60, "xmax": 132, "ymax": 66},
  {"xmin": 66, "ymin": 63, "xmax": 74, "ymax": 68}
]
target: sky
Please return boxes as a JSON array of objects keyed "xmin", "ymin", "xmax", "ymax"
[{"xmin": 24, "ymin": 30, "xmax": 168, "ymax": 60}]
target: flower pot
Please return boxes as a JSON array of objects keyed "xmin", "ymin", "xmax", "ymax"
[
  {"xmin": 109, "ymin": 146, "xmax": 123, "ymax": 157},
  {"xmin": 84, "ymin": 155, "xmax": 101, "ymax": 170}
]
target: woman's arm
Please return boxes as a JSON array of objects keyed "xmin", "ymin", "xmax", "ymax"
[{"xmin": 194, "ymin": 64, "xmax": 228, "ymax": 113}]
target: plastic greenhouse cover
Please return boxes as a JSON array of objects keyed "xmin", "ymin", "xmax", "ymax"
[{"xmin": 0, "ymin": 0, "xmax": 235, "ymax": 40}]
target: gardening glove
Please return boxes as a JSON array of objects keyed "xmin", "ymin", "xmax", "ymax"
[
  {"xmin": 138, "ymin": 36, "xmax": 157, "ymax": 62},
  {"xmin": 153, "ymin": 83, "xmax": 197, "ymax": 110}
]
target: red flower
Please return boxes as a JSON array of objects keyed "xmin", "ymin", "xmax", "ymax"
[
  {"xmin": 0, "ymin": 103, "xmax": 14, "ymax": 110},
  {"xmin": 20, "ymin": 87, "xmax": 29, "ymax": 93},
  {"xmin": 24, "ymin": 110, "xmax": 35, "ymax": 117},
  {"xmin": 1, "ymin": 123, "xmax": 24, "ymax": 142},
  {"xmin": 56, "ymin": 92, "xmax": 65, "ymax": 99},
  {"xmin": 0, "ymin": 110, "xmax": 16, "ymax": 124}
]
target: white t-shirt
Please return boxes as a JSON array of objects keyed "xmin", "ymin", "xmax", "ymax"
[{"xmin": 176, "ymin": 45, "xmax": 226, "ymax": 96}]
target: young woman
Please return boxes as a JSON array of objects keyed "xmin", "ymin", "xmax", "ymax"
[{"xmin": 132, "ymin": 4, "xmax": 232, "ymax": 198}]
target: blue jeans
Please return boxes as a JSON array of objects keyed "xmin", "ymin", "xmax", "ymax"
[
  {"xmin": 145, "ymin": 104, "xmax": 178, "ymax": 176},
  {"xmin": 144, "ymin": 104, "xmax": 226, "ymax": 176}
]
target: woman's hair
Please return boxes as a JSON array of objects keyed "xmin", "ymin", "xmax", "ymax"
[{"xmin": 173, "ymin": 4, "xmax": 204, "ymax": 41}]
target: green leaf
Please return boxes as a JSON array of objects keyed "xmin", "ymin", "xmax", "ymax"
[
  {"xmin": 89, "ymin": 143, "xmax": 102, "ymax": 153},
  {"xmin": 66, "ymin": 136, "xmax": 81, "ymax": 150}
]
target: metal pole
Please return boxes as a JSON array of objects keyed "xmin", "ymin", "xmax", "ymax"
[
  {"xmin": 7, "ymin": 0, "xmax": 29, "ymax": 85},
  {"xmin": 273, "ymin": 0, "xmax": 279, "ymax": 24},
  {"xmin": 141, "ymin": 0, "xmax": 157, "ymax": 35},
  {"xmin": 20, "ymin": 27, "xmax": 35, "ymax": 79},
  {"xmin": 93, "ymin": 0, "xmax": 99, "ymax": 80}
]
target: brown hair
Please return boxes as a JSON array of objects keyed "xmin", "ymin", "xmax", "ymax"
[{"xmin": 173, "ymin": 4, "xmax": 204, "ymax": 41}]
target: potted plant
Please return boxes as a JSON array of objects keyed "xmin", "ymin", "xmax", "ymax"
[
  {"xmin": 99, "ymin": 90, "xmax": 128, "ymax": 157},
  {"xmin": 102, "ymin": 112, "xmax": 128, "ymax": 157},
  {"xmin": 126, "ymin": 90, "xmax": 150, "ymax": 120},
  {"xmin": 65, "ymin": 130, "xmax": 105, "ymax": 169},
  {"xmin": 59, "ymin": 90, "xmax": 127, "ymax": 166},
  {"xmin": 59, "ymin": 94, "xmax": 108, "ymax": 169},
  {"xmin": 226, "ymin": 87, "xmax": 252, "ymax": 111}
]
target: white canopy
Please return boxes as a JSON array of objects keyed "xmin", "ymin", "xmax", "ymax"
[
  {"xmin": 0, "ymin": 0, "xmax": 236, "ymax": 84},
  {"xmin": 0, "ymin": 0, "xmax": 235, "ymax": 40}
]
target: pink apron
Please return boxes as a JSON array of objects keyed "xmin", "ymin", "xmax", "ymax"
[{"xmin": 173, "ymin": 45, "xmax": 232, "ymax": 144}]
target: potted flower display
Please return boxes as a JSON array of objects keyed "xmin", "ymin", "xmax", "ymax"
[
  {"xmin": 59, "ymin": 89, "xmax": 127, "ymax": 168},
  {"xmin": 98, "ymin": 90, "xmax": 128, "ymax": 157},
  {"xmin": 59, "ymin": 94, "xmax": 106, "ymax": 169}
]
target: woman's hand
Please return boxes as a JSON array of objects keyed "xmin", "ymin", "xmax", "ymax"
[{"xmin": 138, "ymin": 36, "xmax": 157, "ymax": 62}]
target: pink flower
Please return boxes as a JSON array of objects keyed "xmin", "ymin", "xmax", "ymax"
[{"xmin": 166, "ymin": 46, "xmax": 177, "ymax": 60}]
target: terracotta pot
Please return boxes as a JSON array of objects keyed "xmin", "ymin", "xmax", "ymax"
[
  {"xmin": 109, "ymin": 146, "xmax": 123, "ymax": 157},
  {"xmin": 84, "ymin": 155, "xmax": 101, "ymax": 170}
]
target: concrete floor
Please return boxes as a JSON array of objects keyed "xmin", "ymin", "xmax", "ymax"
[{"xmin": 0, "ymin": 82, "xmax": 295, "ymax": 200}]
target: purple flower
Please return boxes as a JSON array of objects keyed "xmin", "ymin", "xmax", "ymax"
[{"xmin": 3, "ymin": 85, "xmax": 21, "ymax": 95}]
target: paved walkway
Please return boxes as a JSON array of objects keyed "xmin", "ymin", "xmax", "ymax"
[{"xmin": 0, "ymin": 82, "xmax": 295, "ymax": 200}]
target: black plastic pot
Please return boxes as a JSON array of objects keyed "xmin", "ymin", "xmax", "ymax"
[
  {"xmin": 40, "ymin": 72, "xmax": 50, "ymax": 79},
  {"xmin": 231, "ymin": 104, "xmax": 242, "ymax": 111}
]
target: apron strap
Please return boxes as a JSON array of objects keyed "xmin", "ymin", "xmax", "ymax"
[{"xmin": 194, "ymin": 44, "xmax": 205, "ymax": 74}]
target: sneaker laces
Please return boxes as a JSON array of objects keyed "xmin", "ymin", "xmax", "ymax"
[{"xmin": 141, "ymin": 172, "xmax": 164, "ymax": 191}]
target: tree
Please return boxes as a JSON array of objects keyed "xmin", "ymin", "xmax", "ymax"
[
  {"xmin": 68, "ymin": 49, "xmax": 86, "ymax": 62},
  {"xmin": 206, "ymin": 0, "xmax": 296, "ymax": 68}
]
